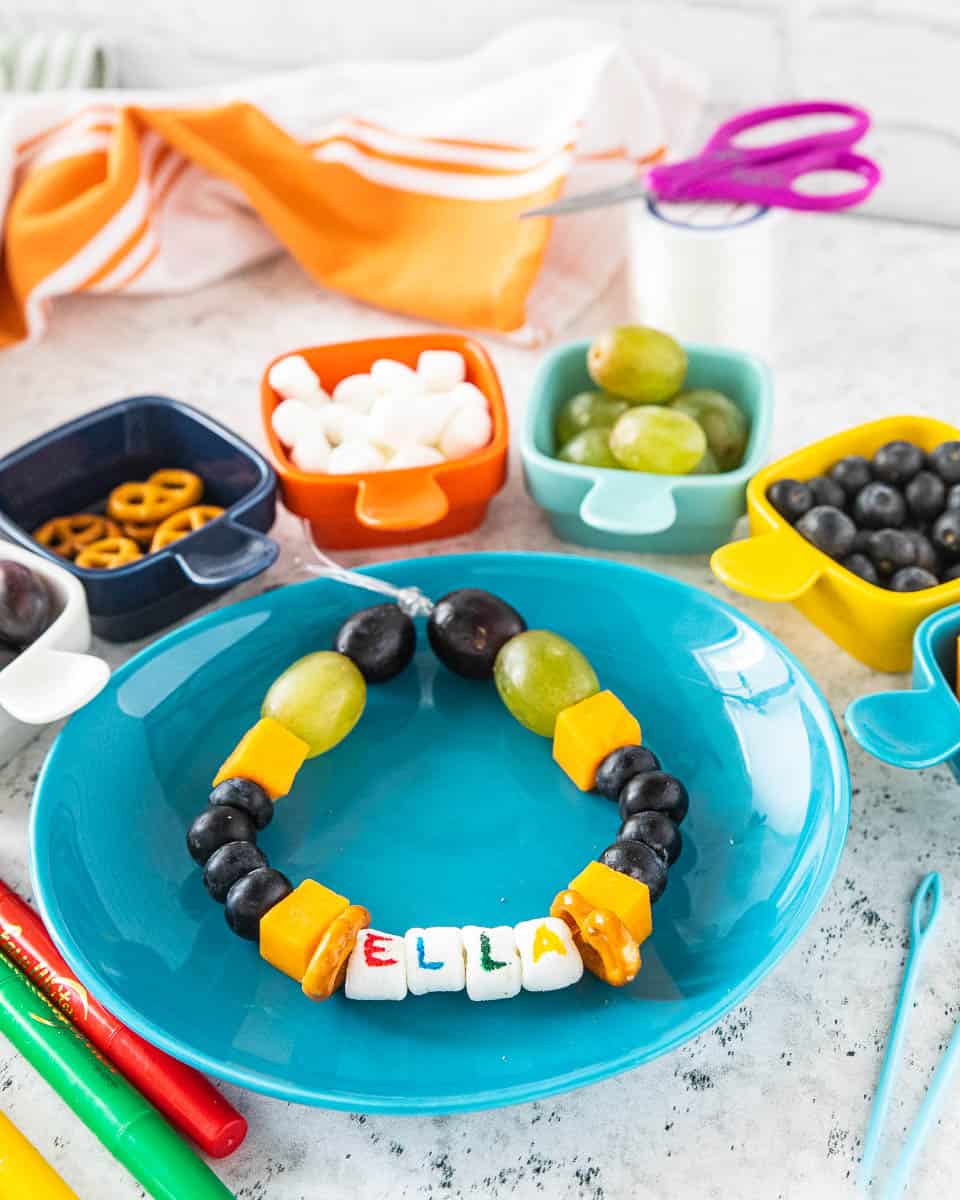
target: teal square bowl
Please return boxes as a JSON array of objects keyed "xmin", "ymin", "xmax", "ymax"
[{"xmin": 521, "ymin": 341, "xmax": 773, "ymax": 554}]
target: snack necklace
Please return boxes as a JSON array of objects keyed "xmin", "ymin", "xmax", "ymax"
[{"xmin": 184, "ymin": 549, "xmax": 689, "ymax": 1002}]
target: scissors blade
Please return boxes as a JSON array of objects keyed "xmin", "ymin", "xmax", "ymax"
[{"xmin": 520, "ymin": 180, "xmax": 648, "ymax": 219}]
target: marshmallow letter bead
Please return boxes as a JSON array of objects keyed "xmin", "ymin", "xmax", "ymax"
[
  {"xmin": 462, "ymin": 925, "xmax": 522, "ymax": 1001},
  {"xmin": 272, "ymin": 399, "xmax": 320, "ymax": 448},
  {"xmin": 333, "ymin": 374, "xmax": 378, "ymax": 414},
  {"xmin": 515, "ymin": 917, "xmax": 583, "ymax": 992},
  {"xmin": 417, "ymin": 350, "xmax": 466, "ymax": 393},
  {"xmin": 439, "ymin": 407, "xmax": 493, "ymax": 461},
  {"xmin": 268, "ymin": 355, "xmax": 323, "ymax": 401},
  {"xmin": 345, "ymin": 928, "xmax": 407, "ymax": 1000},
  {"xmin": 404, "ymin": 927, "xmax": 466, "ymax": 995}
]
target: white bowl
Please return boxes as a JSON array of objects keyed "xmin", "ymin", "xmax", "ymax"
[{"xmin": 0, "ymin": 542, "xmax": 109, "ymax": 763}]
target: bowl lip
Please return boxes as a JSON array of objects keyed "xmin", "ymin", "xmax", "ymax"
[
  {"xmin": 29, "ymin": 550, "xmax": 851, "ymax": 1115},
  {"xmin": 260, "ymin": 332, "xmax": 509, "ymax": 489},
  {"xmin": 520, "ymin": 337, "xmax": 774, "ymax": 494},
  {"xmin": 0, "ymin": 395, "xmax": 278, "ymax": 584},
  {"xmin": 744, "ymin": 413, "xmax": 960, "ymax": 607}
]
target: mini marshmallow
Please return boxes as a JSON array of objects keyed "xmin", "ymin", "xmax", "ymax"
[
  {"xmin": 345, "ymin": 928, "xmax": 407, "ymax": 1001},
  {"xmin": 319, "ymin": 405, "xmax": 375, "ymax": 447},
  {"xmin": 271, "ymin": 398, "xmax": 320, "ymax": 447},
  {"xmin": 390, "ymin": 444, "xmax": 445, "ymax": 470},
  {"xmin": 462, "ymin": 925, "xmax": 522, "ymax": 1001},
  {"xmin": 291, "ymin": 429, "xmax": 331, "ymax": 473},
  {"xmin": 404, "ymin": 927, "xmax": 466, "ymax": 995},
  {"xmin": 515, "ymin": 917, "xmax": 583, "ymax": 992},
  {"xmin": 370, "ymin": 358, "xmax": 423, "ymax": 397},
  {"xmin": 327, "ymin": 441, "xmax": 387, "ymax": 475},
  {"xmin": 369, "ymin": 392, "xmax": 424, "ymax": 451},
  {"xmin": 418, "ymin": 393, "xmax": 458, "ymax": 446},
  {"xmin": 417, "ymin": 350, "xmax": 466, "ymax": 393},
  {"xmin": 268, "ymin": 354, "xmax": 323, "ymax": 400},
  {"xmin": 448, "ymin": 381, "xmax": 489, "ymax": 415},
  {"xmin": 332, "ymin": 373, "xmax": 378, "ymax": 414},
  {"xmin": 439, "ymin": 406, "xmax": 493, "ymax": 460}
]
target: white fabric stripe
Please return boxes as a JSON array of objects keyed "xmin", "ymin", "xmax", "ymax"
[
  {"xmin": 92, "ymin": 228, "xmax": 159, "ymax": 292},
  {"xmin": 27, "ymin": 130, "xmax": 114, "ymax": 172},
  {"xmin": 17, "ymin": 108, "xmax": 117, "ymax": 166},
  {"xmin": 310, "ymin": 140, "xmax": 572, "ymax": 200}
]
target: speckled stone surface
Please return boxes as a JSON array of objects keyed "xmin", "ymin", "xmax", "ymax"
[{"xmin": 1, "ymin": 212, "xmax": 959, "ymax": 1199}]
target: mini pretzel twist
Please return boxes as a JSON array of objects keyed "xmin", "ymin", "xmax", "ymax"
[
  {"xmin": 33, "ymin": 514, "xmax": 120, "ymax": 558},
  {"xmin": 549, "ymin": 888, "xmax": 640, "ymax": 987},
  {"xmin": 147, "ymin": 468, "xmax": 204, "ymax": 508},
  {"xmin": 150, "ymin": 505, "xmax": 225, "ymax": 552},
  {"xmin": 301, "ymin": 905, "xmax": 371, "ymax": 1001},
  {"xmin": 107, "ymin": 482, "xmax": 185, "ymax": 524},
  {"xmin": 122, "ymin": 520, "xmax": 160, "ymax": 548},
  {"xmin": 74, "ymin": 536, "xmax": 143, "ymax": 570}
]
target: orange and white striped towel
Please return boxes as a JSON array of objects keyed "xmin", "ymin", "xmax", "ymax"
[{"xmin": 0, "ymin": 21, "xmax": 705, "ymax": 350}]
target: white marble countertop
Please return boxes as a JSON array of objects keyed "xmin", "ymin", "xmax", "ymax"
[{"xmin": 1, "ymin": 210, "xmax": 959, "ymax": 1199}]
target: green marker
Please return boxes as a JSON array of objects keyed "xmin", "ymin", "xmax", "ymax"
[{"xmin": 0, "ymin": 952, "xmax": 233, "ymax": 1200}]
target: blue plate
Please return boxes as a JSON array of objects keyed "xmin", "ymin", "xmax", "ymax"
[
  {"xmin": 846, "ymin": 604, "xmax": 960, "ymax": 779},
  {"xmin": 30, "ymin": 553, "xmax": 850, "ymax": 1113}
]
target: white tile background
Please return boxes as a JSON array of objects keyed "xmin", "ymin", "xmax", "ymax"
[{"xmin": 3, "ymin": 0, "xmax": 958, "ymax": 223}]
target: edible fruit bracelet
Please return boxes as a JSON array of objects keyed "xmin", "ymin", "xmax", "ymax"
[{"xmin": 185, "ymin": 587, "xmax": 690, "ymax": 1001}]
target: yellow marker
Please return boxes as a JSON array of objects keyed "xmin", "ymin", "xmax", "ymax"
[
  {"xmin": 0, "ymin": 1108, "xmax": 79, "ymax": 1200},
  {"xmin": 532, "ymin": 923, "xmax": 568, "ymax": 962}
]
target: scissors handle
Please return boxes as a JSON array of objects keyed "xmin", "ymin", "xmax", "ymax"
[{"xmin": 703, "ymin": 100, "xmax": 871, "ymax": 158}]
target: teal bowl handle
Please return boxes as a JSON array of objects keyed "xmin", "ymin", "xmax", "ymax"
[
  {"xmin": 579, "ymin": 476, "xmax": 677, "ymax": 536},
  {"xmin": 845, "ymin": 687, "xmax": 960, "ymax": 769}
]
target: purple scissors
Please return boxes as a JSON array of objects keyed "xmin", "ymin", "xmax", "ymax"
[{"xmin": 522, "ymin": 100, "xmax": 881, "ymax": 218}]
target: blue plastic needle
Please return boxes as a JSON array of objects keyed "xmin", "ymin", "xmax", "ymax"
[{"xmin": 860, "ymin": 872, "xmax": 942, "ymax": 1194}]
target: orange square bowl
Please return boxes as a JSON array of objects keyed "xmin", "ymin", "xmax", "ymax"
[{"xmin": 261, "ymin": 334, "xmax": 508, "ymax": 549}]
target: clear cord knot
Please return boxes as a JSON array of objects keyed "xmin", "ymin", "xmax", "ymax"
[{"xmin": 298, "ymin": 519, "xmax": 434, "ymax": 617}]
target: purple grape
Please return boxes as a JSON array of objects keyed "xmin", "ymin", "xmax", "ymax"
[{"xmin": 0, "ymin": 561, "xmax": 52, "ymax": 646}]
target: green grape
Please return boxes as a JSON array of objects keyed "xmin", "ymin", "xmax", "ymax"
[
  {"xmin": 587, "ymin": 325, "xmax": 687, "ymax": 405},
  {"xmin": 557, "ymin": 428, "xmax": 620, "ymax": 469},
  {"xmin": 670, "ymin": 389, "xmax": 748, "ymax": 471},
  {"xmin": 609, "ymin": 407, "xmax": 707, "ymax": 474},
  {"xmin": 262, "ymin": 651, "xmax": 366, "ymax": 757},
  {"xmin": 555, "ymin": 390, "xmax": 628, "ymax": 447},
  {"xmin": 494, "ymin": 630, "xmax": 599, "ymax": 737},
  {"xmin": 691, "ymin": 446, "xmax": 719, "ymax": 475}
]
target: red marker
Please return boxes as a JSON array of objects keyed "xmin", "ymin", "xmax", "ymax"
[{"xmin": 0, "ymin": 879, "xmax": 246, "ymax": 1158}]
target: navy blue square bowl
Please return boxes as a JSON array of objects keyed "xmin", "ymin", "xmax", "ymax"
[{"xmin": 0, "ymin": 397, "xmax": 278, "ymax": 642}]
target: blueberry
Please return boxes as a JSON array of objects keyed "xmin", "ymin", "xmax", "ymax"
[
  {"xmin": 795, "ymin": 506, "xmax": 857, "ymax": 558},
  {"xmin": 618, "ymin": 811, "xmax": 681, "ymax": 865},
  {"xmin": 599, "ymin": 841, "xmax": 667, "ymax": 903},
  {"xmin": 225, "ymin": 867, "xmax": 292, "ymax": 940},
  {"xmin": 931, "ymin": 511, "xmax": 960, "ymax": 560},
  {"xmin": 904, "ymin": 471, "xmax": 946, "ymax": 523},
  {"xmin": 594, "ymin": 745, "xmax": 660, "ymax": 800},
  {"xmin": 619, "ymin": 771, "xmax": 689, "ymax": 825},
  {"xmin": 930, "ymin": 442, "xmax": 960, "ymax": 485},
  {"xmin": 947, "ymin": 484, "xmax": 960, "ymax": 511},
  {"xmin": 906, "ymin": 530, "xmax": 939, "ymax": 574},
  {"xmin": 829, "ymin": 455, "xmax": 872, "ymax": 497},
  {"xmin": 872, "ymin": 440, "xmax": 925, "ymax": 486},
  {"xmin": 203, "ymin": 841, "xmax": 267, "ymax": 903},
  {"xmin": 853, "ymin": 482, "xmax": 907, "ymax": 530},
  {"xmin": 842, "ymin": 553, "xmax": 879, "ymax": 586},
  {"xmin": 943, "ymin": 564, "xmax": 960, "ymax": 583},
  {"xmin": 807, "ymin": 475, "xmax": 847, "ymax": 510},
  {"xmin": 766, "ymin": 479, "xmax": 813, "ymax": 523},
  {"xmin": 427, "ymin": 588, "xmax": 526, "ymax": 679},
  {"xmin": 852, "ymin": 528, "xmax": 873, "ymax": 555},
  {"xmin": 890, "ymin": 567, "xmax": 939, "ymax": 592},
  {"xmin": 334, "ymin": 603, "xmax": 416, "ymax": 684},
  {"xmin": 210, "ymin": 778, "xmax": 273, "ymax": 829},
  {"xmin": 867, "ymin": 529, "xmax": 917, "ymax": 577},
  {"xmin": 186, "ymin": 806, "xmax": 257, "ymax": 866}
]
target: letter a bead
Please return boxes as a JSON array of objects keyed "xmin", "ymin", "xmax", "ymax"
[
  {"xmin": 462, "ymin": 925, "xmax": 522, "ymax": 1001},
  {"xmin": 345, "ymin": 929, "xmax": 407, "ymax": 1000},
  {"xmin": 404, "ymin": 927, "xmax": 465, "ymax": 995},
  {"xmin": 515, "ymin": 917, "xmax": 583, "ymax": 992}
]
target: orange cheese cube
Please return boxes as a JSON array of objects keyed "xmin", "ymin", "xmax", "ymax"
[
  {"xmin": 259, "ymin": 880, "xmax": 349, "ymax": 980},
  {"xmin": 552, "ymin": 690, "xmax": 641, "ymax": 791},
  {"xmin": 569, "ymin": 860, "xmax": 652, "ymax": 946},
  {"xmin": 212, "ymin": 717, "xmax": 309, "ymax": 799}
]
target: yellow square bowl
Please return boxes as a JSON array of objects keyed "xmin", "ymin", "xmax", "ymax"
[{"xmin": 710, "ymin": 415, "xmax": 960, "ymax": 673}]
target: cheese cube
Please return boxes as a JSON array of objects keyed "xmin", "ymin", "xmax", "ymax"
[
  {"xmin": 515, "ymin": 917, "xmax": 583, "ymax": 992},
  {"xmin": 344, "ymin": 928, "xmax": 407, "ymax": 1000},
  {"xmin": 553, "ymin": 691, "xmax": 642, "ymax": 791},
  {"xmin": 404, "ymin": 927, "xmax": 465, "ymax": 995},
  {"xmin": 568, "ymin": 861, "xmax": 652, "ymax": 946},
  {"xmin": 212, "ymin": 718, "xmax": 309, "ymax": 799},
  {"xmin": 462, "ymin": 925, "xmax": 522, "ymax": 1001},
  {"xmin": 259, "ymin": 880, "xmax": 348, "ymax": 981}
]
